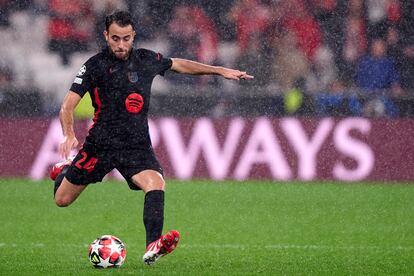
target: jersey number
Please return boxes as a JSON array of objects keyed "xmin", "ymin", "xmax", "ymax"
[{"xmin": 75, "ymin": 152, "xmax": 98, "ymax": 173}]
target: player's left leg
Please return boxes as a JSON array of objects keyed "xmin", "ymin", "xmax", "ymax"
[
  {"xmin": 130, "ymin": 170, "xmax": 180, "ymax": 265},
  {"xmin": 131, "ymin": 169, "xmax": 165, "ymax": 193},
  {"xmin": 142, "ymin": 229, "xmax": 180, "ymax": 265},
  {"xmin": 131, "ymin": 170, "xmax": 166, "ymax": 245}
]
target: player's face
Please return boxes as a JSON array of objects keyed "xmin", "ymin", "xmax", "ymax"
[{"xmin": 104, "ymin": 23, "xmax": 136, "ymax": 60}]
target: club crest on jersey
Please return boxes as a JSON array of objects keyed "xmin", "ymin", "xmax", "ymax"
[
  {"xmin": 77, "ymin": 65, "xmax": 86, "ymax": 76},
  {"xmin": 128, "ymin": 72, "xmax": 139, "ymax": 83}
]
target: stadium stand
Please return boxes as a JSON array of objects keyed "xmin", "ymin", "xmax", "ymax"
[{"xmin": 0, "ymin": 0, "xmax": 413, "ymax": 117}]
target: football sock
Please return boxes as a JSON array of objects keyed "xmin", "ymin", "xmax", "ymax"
[
  {"xmin": 143, "ymin": 190, "xmax": 165, "ymax": 246},
  {"xmin": 53, "ymin": 166, "xmax": 69, "ymax": 197}
]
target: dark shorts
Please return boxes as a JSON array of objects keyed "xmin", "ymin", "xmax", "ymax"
[{"xmin": 65, "ymin": 144, "xmax": 163, "ymax": 190}]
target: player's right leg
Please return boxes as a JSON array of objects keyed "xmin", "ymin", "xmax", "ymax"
[
  {"xmin": 50, "ymin": 158, "xmax": 86, "ymax": 207},
  {"xmin": 51, "ymin": 146, "xmax": 109, "ymax": 207},
  {"xmin": 54, "ymin": 177, "xmax": 87, "ymax": 207}
]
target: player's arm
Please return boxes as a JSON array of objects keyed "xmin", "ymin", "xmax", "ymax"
[
  {"xmin": 170, "ymin": 58, "xmax": 254, "ymax": 80},
  {"xmin": 59, "ymin": 91, "xmax": 82, "ymax": 159}
]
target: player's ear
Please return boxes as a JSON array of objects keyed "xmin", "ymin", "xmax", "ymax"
[{"xmin": 103, "ymin": 30, "xmax": 108, "ymax": 41}]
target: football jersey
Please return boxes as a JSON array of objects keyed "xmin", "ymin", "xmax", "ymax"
[{"xmin": 70, "ymin": 47, "xmax": 172, "ymax": 150}]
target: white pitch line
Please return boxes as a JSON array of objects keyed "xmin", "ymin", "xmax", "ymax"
[
  {"xmin": 0, "ymin": 243, "xmax": 413, "ymax": 252},
  {"xmin": 0, "ymin": 243, "xmax": 89, "ymax": 248},
  {"xmin": 179, "ymin": 244, "xmax": 414, "ymax": 251}
]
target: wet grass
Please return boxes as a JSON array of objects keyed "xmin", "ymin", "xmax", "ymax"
[{"xmin": 0, "ymin": 179, "xmax": 413, "ymax": 275}]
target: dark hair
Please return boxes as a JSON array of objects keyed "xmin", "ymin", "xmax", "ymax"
[{"xmin": 105, "ymin": 10, "xmax": 135, "ymax": 31}]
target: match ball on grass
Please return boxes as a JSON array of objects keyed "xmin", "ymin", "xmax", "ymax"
[{"xmin": 88, "ymin": 235, "xmax": 126, "ymax": 268}]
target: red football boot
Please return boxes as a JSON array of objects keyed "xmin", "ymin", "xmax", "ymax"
[
  {"xmin": 49, "ymin": 159, "xmax": 72, "ymax": 181},
  {"xmin": 143, "ymin": 230, "xmax": 180, "ymax": 265}
]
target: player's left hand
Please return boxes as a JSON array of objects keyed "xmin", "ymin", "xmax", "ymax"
[{"xmin": 221, "ymin": 68, "xmax": 254, "ymax": 81}]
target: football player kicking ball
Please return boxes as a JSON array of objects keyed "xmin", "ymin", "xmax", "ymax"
[{"xmin": 50, "ymin": 10, "xmax": 253, "ymax": 265}]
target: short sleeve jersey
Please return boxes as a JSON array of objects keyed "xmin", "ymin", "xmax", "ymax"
[{"xmin": 70, "ymin": 48, "xmax": 172, "ymax": 150}]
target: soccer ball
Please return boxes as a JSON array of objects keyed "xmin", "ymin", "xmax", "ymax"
[{"xmin": 88, "ymin": 235, "xmax": 126, "ymax": 268}]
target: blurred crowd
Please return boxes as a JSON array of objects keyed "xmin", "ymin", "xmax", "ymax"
[{"xmin": 0, "ymin": 0, "xmax": 414, "ymax": 117}]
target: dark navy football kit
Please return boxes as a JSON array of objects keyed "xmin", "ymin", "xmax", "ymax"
[{"xmin": 65, "ymin": 47, "xmax": 172, "ymax": 189}]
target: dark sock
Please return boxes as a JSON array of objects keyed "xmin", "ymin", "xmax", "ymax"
[
  {"xmin": 143, "ymin": 190, "xmax": 165, "ymax": 246},
  {"xmin": 54, "ymin": 166, "xmax": 69, "ymax": 197}
]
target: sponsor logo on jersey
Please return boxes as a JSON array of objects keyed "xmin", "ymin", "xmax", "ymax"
[{"xmin": 125, "ymin": 93, "xmax": 144, "ymax": 113}]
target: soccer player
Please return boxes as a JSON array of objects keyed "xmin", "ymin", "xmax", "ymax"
[{"xmin": 50, "ymin": 10, "xmax": 253, "ymax": 265}]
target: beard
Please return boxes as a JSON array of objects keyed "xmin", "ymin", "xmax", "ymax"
[{"xmin": 109, "ymin": 47, "xmax": 132, "ymax": 60}]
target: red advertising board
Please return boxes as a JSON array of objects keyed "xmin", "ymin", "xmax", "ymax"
[{"xmin": 1, "ymin": 117, "xmax": 413, "ymax": 182}]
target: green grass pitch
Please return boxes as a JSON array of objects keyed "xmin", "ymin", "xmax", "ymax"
[{"xmin": 0, "ymin": 179, "xmax": 414, "ymax": 275}]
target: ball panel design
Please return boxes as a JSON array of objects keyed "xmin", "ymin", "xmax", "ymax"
[{"xmin": 88, "ymin": 235, "xmax": 126, "ymax": 268}]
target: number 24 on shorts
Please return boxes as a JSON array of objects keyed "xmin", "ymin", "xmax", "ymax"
[{"xmin": 75, "ymin": 152, "xmax": 98, "ymax": 173}]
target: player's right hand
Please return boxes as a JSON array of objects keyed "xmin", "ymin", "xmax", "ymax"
[{"xmin": 59, "ymin": 135, "xmax": 79, "ymax": 159}]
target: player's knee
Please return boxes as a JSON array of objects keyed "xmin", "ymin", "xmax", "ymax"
[
  {"xmin": 142, "ymin": 179, "xmax": 165, "ymax": 192},
  {"xmin": 153, "ymin": 178, "xmax": 165, "ymax": 190},
  {"xmin": 54, "ymin": 196, "xmax": 73, "ymax": 207},
  {"xmin": 132, "ymin": 170, "xmax": 166, "ymax": 192}
]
